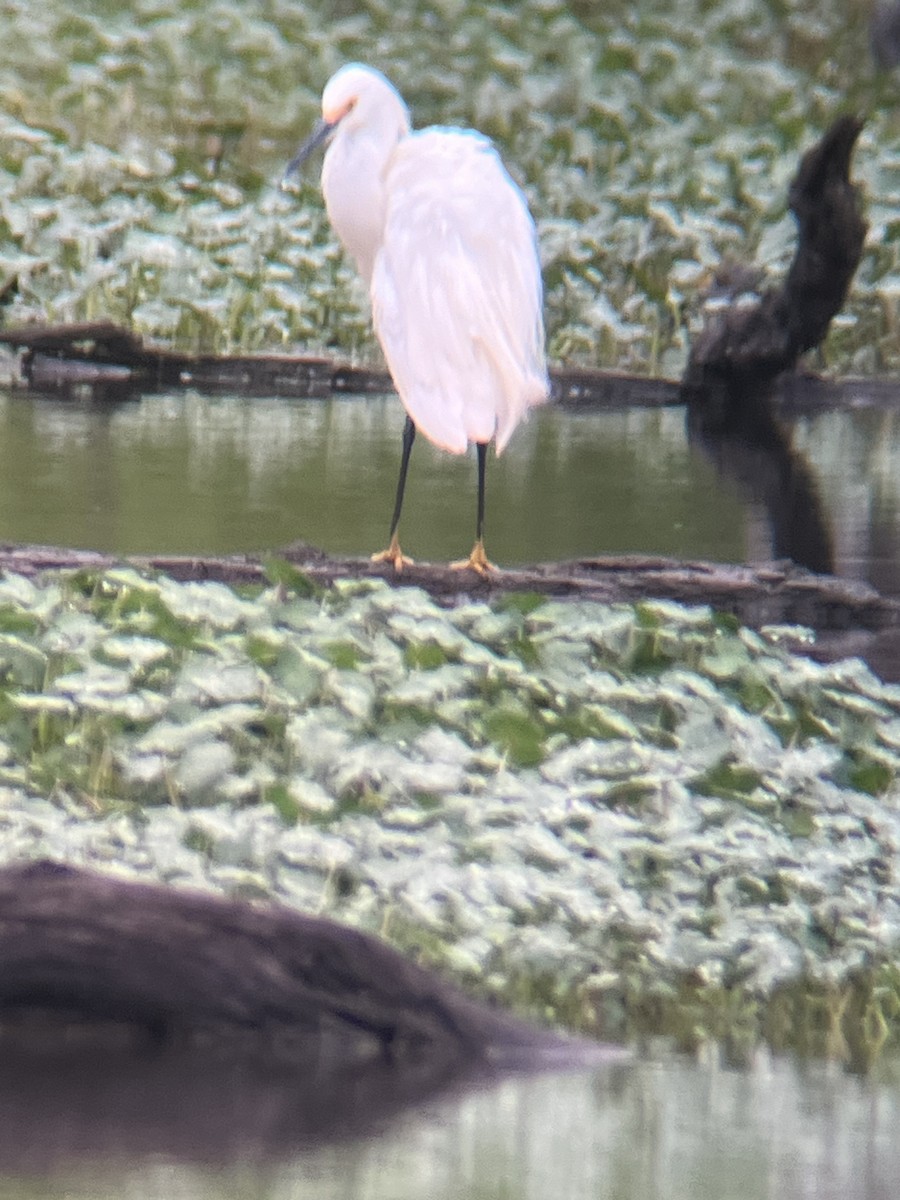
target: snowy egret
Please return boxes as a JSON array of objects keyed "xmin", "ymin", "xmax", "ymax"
[{"xmin": 285, "ymin": 63, "xmax": 549, "ymax": 572}]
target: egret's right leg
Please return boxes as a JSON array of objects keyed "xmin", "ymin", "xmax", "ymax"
[{"xmin": 371, "ymin": 416, "xmax": 416, "ymax": 571}]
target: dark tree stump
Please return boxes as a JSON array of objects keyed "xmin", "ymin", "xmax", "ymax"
[
  {"xmin": 679, "ymin": 115, "xmax": 868, "ymax": 591},
  {"xmin": 682, "ymin": 115, "xmax": 867, "ymax": 390}
]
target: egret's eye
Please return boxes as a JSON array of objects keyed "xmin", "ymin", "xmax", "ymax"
[{"xmin": 326, "ymin": 97, "xmax": 357, "ymax": 126}]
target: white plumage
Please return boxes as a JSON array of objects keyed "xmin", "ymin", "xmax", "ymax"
[{"xmin": 289, "ymin": 63, "xmax": 549, "ymax": 570}]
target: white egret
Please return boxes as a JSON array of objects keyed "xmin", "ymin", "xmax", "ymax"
[{"xmin": 286, "ymin": 63, "xmax": 549, "ymax": 573}]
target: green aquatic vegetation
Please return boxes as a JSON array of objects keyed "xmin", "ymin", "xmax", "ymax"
[
  {"xmin": 0, "ymin": 566, "xmax": 899, "ymax": 1054},
  {"xmin": 182, "ymin": 822, "xmax": 217, "ymax": 858},
  {"xmin": 0, "ymin": 0, "xmax": 893, "ymax": 372},
  {"xmin": 262, "ymin": 557, "xmax": 319, "ymax": 597},
  {"xmin": 548, "ymin": 700, "xmax": 640, "ymax": 744},
  {"xmin": 260, "ymin": 781, "xmax": 300, "ymax": 827},
  {"xmin": 0, "ymin": 607, "xmax": 41, "ymax": 637},
  {"xmin": 484, "ymin": 703, "xmax": 546, "ymax": 768},
  {"xmin": 403, "ymin": 641, "xmax": 449, "ymax": 671},
  {"xmin": 602, "ymin": 776, "xmax": 659, "ymax": 808},
  {"xmin": 602, "ymin": 960, "xmax": 900, "ymax": 1062},
  {"xmin": 693, "ymin": 757, "xmax": 766, "ymax": 803},
  {"xmin": 322, "ymin": 639, "xmax": 369, "ymax": 670},
  {"xmin": 494, "ymin": 591, "xmax": 548, "ymax": 617},
  {"xmin": 773, "ymin": 797, "xmax": 817, "ymax": 839},
  {"xmin": 0, "ymin": 633, "xmax": 48, "ymax": 692},
  {"xmin": 78, "ymin": 573, "xmax": 200, "ymax": 650},
  {"xmin": 846, "ymin": 751, "xmax": 894, "ymax": 797}
]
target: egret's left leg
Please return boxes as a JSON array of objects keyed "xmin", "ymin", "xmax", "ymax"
[{"xmin": 451, "ymin": 441, "xmax": 496, "ymax": 573}]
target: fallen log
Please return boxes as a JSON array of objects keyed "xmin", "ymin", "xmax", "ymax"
[
  {"xmin": 4, "ymin": 319, "xmax": 900, "ymax": 414},
  {"xmin": 1, "ymin": 541, "xmax": 898, "ymax": 676},
  {"xmin": 0, "ymin": 320, "xmax": 681, "ymax": 408},
  {"xmin": 3, "ymin": 320, "xmax": 900, "ymax": 422},
  {"xmin": 0, "ymin": 538, "xmax": 892, "ymax": 624},
  {"xmin": 0, "ymin": 860, "xmax": 621, "ymax": 1164}
]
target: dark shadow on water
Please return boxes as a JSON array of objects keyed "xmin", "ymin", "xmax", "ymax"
[
  {"xmin": 686, "ymin": 375, "xmax": 834, "ymax": 576},
  {"xmin": 682, "ymin": 375, "xmax": 900, "ymax": 681}
]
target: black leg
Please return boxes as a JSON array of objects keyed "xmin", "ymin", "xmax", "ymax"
[
  {"xmin": 450, "ymin": 441, "xmax": 493, "ymax": 572},
  {"xmin": 388, "ymin": 416, "xmax": 416, "ymax": 543},
  {"xmin": 372, "ymin": 416, "xmax": 416, "ymax": 569},
  {"xmin": 475, "ymin": 440, "xmax": 487, "ymax": 547}
]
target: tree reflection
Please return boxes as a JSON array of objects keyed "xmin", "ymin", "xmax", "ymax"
[{"xmin": 685, "ymin": 376, "xmax": 833, "ymax": 575}]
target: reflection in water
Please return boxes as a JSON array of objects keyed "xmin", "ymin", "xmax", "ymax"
[
  {"xmin": 1, "ymin": 1045, "xmax": 896, "ymax": 1200},
  {"xmin": 685, "ymin": 377, "xmax": 833, "ymax": 575},
  {"xmin": 792, "ymin": 405, "xmax": 900, "ymax": 596},
  {"xmin": 0, "ymin": 1033, "xmax": 481, "ymax": 1172}
]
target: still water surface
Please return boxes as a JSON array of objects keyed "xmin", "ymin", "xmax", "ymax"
[
  {"xmin": 1, "ymin": 387, "xmax": 898, "ymax": 596},
  {"xmin": 0, "ymin": 388, "xmax": 739, "ymax": 563},
  {"xmin": 2, "ymin": 1047, "xmax": 897, "ymax": 1200}
]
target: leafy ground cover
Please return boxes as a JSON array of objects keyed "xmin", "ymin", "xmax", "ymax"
[
  {"xmin": 0, "ymin": 0, "xmax": 897, "ymax": 374},
  {"xmin": 1, "ymin": 564, "xmax": 898, "ymax": 1056}
]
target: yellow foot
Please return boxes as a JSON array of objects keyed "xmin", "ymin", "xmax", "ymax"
[
  {"xmin": 371, "ymin": 535, "xmax": 414, "ymax": 573},
  {"xmin": 450, "ymin": 540, "xmax": 496, "ymax": 575}
]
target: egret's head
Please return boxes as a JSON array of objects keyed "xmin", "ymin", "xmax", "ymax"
[
  {"xmin": 322, "ymin": 64, "xmax": 409, "ymax": 133},
  {"xmin": 285, "ymin": 64, "xmax": 410, "ymax": 180}
]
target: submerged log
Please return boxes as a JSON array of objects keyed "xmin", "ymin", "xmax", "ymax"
[{"xmin": 0, "ymin": 860, "xmax": 593, "ymax": 1071}]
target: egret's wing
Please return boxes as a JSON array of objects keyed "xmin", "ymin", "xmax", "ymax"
[{"xmin": 371, "ymin": 129, "xmax": 548, "ymax": 455}]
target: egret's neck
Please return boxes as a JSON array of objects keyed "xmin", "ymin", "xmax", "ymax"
[{"xmin": 322, "ymin": 109, "xmax": 408, "ymax": 285}]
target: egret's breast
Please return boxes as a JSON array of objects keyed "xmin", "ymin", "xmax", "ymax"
[{"xmin": 322, "ymin": 131, "xmax": 393, "ymax": 284}]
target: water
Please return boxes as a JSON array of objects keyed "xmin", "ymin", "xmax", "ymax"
[
  {"xmin": 2, "ymin": 387, "xmax": 899, "ymax": 600},
  {"xmin": 0, "ymin": 386, "xmax": 739, "ymax": 560},
  {"xmin": 1, "ymin": 1046, "xmax": 897, "ymax": 1200}
]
